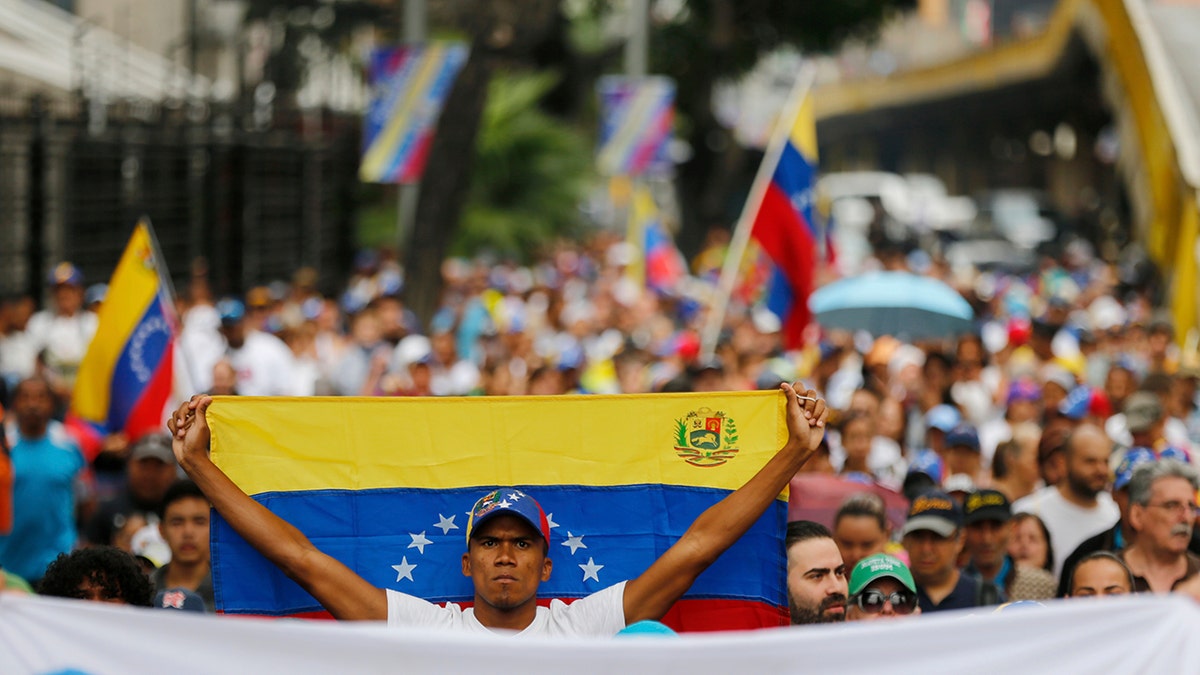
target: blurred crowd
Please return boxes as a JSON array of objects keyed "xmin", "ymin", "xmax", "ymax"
[{"xmin": 1, "ymin": 228, "xmax": 1199, "ymax": 624}]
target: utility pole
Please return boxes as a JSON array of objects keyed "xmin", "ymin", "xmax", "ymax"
[
  {"xmin": 625, "ymin": 0, "xmax": 648, "ymax": 77},
  {"xmin": 396, "ymin": 0, "xmax": 427, "ymax": 253}
]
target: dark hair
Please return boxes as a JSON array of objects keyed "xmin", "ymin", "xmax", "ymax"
[
  {"xmin": 1067, "ymin": 551, "xmax": 1135, "ymax": 595},
  {"xmin": 157, "ymin": 479, "xmax": 207, "ymax": 520},
  {"xmin": 834, "ymin": 492, "xmax": 888, "ymax": 532},
  {"xmin": 786, "ymin": 520, "xmax": 832, "ymax": 549},
  {"xmin": 1010, "ymin": 512, "xmax": 1055, "ymax": 574},
  {"xmin": 38, "ymin": 547, "xmax": 153, "ymax": 606},
  {"xmin": 992, "ymin": 439, "xmax": 1020, "ymax": 479}
]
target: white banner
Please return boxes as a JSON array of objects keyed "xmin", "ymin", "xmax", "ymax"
[{"xmin": 1, "ymin": 592, "xmax": 1198, "ymax": 674}]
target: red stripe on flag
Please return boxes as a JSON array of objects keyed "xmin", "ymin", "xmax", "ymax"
[
  {"xmin": 752, "ymin": 182, "xmax": 817, "ymax": 348},
  {"xmin": 124, "ymin": 340, "xmax": 175, "ymax": 442}
]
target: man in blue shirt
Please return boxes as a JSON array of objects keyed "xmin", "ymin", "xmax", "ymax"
[
  {"xmin": 0, "ymin": 377, "xmax": 84, "ymax": 583},
  {"xmin": 902, "ymin": 489, "xmax": 1004, "ymax": 613}
]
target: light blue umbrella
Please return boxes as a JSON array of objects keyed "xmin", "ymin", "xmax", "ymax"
[{"xmin": 808, "ymin": 271, "xmax": 974, "ymax": 339}]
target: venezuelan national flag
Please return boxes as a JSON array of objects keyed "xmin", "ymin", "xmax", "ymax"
[
  {"xmin": 626, "ymin": 183, "xmax": 686, "ymax": 294},
  {"xmin": 71, "ymin": 222, "xmax": 175, "ymax": 441},
  {"xmin": 749, "ymin": 93, "xmax": 819, "ymax": 349},
  {"xmin": 207, "ymin": 393, "xmax": 791, "ymax": 631}
]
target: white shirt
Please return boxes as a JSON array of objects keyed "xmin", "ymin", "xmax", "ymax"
[
  {"xmin": 386, "ymin": 581, "xmax": 627, "ymax": 636},
  {"xmin": 1013, "ymin": 486, "xmax": 1120, "ymax": 580},
  {"xmin": 228, "ymin": 331, "xmax": 299, "ymax": 396},
  {"xmin": 25, "ymin": 309, "xmax": 98, "ymax": 380}
]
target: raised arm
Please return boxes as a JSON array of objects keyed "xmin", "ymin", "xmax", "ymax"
[
  {"xmin": 168, "ymin": 395, "xmax": 387, "ymax": 620},
  {"xmin": 621, "ymin": 382, "xmax": 827, "ymax": 624}
]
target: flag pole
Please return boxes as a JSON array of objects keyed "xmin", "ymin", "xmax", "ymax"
[
  {"xmin": 139, "ymin": 215, "xmax": 201, "ymax": 395},
  {"xmin": 699, "ymin": 64, "xmax": 817, "ymax": 360}
]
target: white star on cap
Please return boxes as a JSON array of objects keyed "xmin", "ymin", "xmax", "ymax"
[
  {"xmin": 507, "ymin": 492, "xmax": 522, "ymax": 501},
  {"xmin": 391, "ymin": 557, "xmax": 417, "ymax": 582},
  {"xmin": 561, "ymin": 532, "xmax": 587, "ymax": 555},
  {"xmin": 434, "ymin": 514, "xmax": 459, "ymax": 535},
  {"xmin": 579, "ymin": 557, "xmax": 604, "ymax": 583},
  {"xmin": 496, "ymin": 499, "xmax": 512, "ymax": 509},
  {"xmin": 408, "ymin": 531, "xmax": 432, "ymax": 554},
  {"xmin": 546, "ymin": 513, "xmax": 559, "ymax": 530}
]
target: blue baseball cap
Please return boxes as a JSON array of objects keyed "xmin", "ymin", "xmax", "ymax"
[
  {"xmin": 465, "ymin": 488, "xmax": 551, "ymax": 545},
  {"xmin": 945, "ymin": 423, "xmax": 980, "ymax": 451},
  {"xmin": 154, "ymin": 588, "xmax": 206, "ymax": 612},
  {"xmin": 1059, "ymin": 385, "xmax": 1093, "ymax": 420},
  {"xmin": 216, "ymin": 298, "xmax": 245, "ymax": 325},
  {"xmin": 48, "ymin": 262, "xmax": 84, "ymax": 286},
  {"xmin": 1113, "ymin": 447, "xmax": 1156, "ymax": 491},
  {"xmin": 925, "ymin": 405, "xmax": 961, "ymax": 432},
  {"xmin": 907, "ymin": 449, "xmax": 944, "ymax": 484}
]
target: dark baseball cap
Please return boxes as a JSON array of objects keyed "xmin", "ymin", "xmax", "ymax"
[
  {"xmin": 902, "ymin": 489, "xmax": 963, "ymax": 537},
  {"xmin": 963, "ymin": 489, "xmax": 1012, "ymax": 525}
]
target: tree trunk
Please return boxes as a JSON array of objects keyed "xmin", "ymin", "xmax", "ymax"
[{"xmin": 403, "ymin": 46, "xmax": 494, "ymax": 329}]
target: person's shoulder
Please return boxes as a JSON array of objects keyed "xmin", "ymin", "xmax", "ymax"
[
  {"xmin": 385, "ymin": 588, "xmax": 462, "ymax": 628},
  {"xmin": 1012, "ymin": 486, "xmax": 1052, "ymax": 512},
  {"xmin": 542, "ymin": 582, "xmax": 629, "ymax": 636}
]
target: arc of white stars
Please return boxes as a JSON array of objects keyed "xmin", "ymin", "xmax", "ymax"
[
  {"xmin": 434, "ymin": 514, "xmax": 459, "ymax": 535},
  {"xmin": 391, "ymin": 557, "xmax": 417, "ymax": 582},
  {"xmin": 561, "ymin": 532, "xmax": 587, "ymax": 555},
  {"xmin": 408, "ymin": 531, "xmax": 432, "ymax": 554},
  {"xmin": 579, "ymin": 557, "xmax": 604, "ymax": 582}
]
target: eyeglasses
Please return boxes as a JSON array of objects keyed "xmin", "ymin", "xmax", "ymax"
[
  {"xmin": 1145, "ymin": 501, "xmax": 1200, "ymax": 518},
  {"xmin": 850, "ymin": 589, "xmax": 918, "ymax": 615}
]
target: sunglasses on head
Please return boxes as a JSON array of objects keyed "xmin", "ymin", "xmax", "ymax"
[{"xmin": 851, "ymin": 589, "xmax": 918, "ymax": 615}]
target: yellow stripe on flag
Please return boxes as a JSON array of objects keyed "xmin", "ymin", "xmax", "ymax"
[
  {"xmin": 72, "ymin": 222, "xmax": 161, "ymax": 422},
  {"xmin": 789, "ymin": 94, "xmax": 818, "ymax": 162},
  {"xmin": 359, "ymin": 44, "xmax": 448, "ymax": 181},
  {"xmin": 208, "ymin": 392, "xmax": 788, "ymax": 496}
]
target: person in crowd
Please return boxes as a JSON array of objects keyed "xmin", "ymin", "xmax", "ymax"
[
  {"xmin": 901, "ymin": 489, "xmax": 1004, "ymax": 613},
  {"xmin": 1013, "ymin": 424, "xmax": 1119, "ymax": 579},
  {"xmin": 979, "ymin": 379, "xmax": 1042, "ymax": 468},
  {"xmin": 942, "ymin": 422, "xmax": 985, "ymax": 487},
  {"xmin": 1119, "ymin": 460, "xmax": 1200, "ymax": 593},
  {"xmin": 0, "ymin": 377, "xmax": 84, "ymax": 584},
  {"xmin": 168, "ymin": 384, "xmax": 828, "ymax": 634},
  {"xmin": 151, "ymin": 480, "xmax": 214, "ymax": 612},
  {"xmin": 837, "ymin": 413, "xmax": 875, "ymax": 482},
  {"xmin": 785, "ymin": 521, "xmax": 847, "ymax": 625},
  {"xmin": 1065, "ymin": 551, "xmax": 1134, "ymax": 598},
  {"xmin": 24, "ymin": 263, "xmax": 98, "ymax": 398},
  {"xmin": 990, "ymin": 423, "xmax": 1042, "ymax": 503},
  {"xmin": 83, "ymin": 434, "xmax": 179, "ymax": 548},
  {"xmin": 845, "ymin": 553, "xmax": 921, "ymax": 621},
  {"xmin": 832, "ymin": 492, "xmax": 891, "ymax": 572},
  {"xmin": 216, "ymin": 298, "xmax": 298, "ymax": 396},
  {"xmin": 962, "ymin": 489, "xmax": 1055, "ymax": 600},
  {"xmin": 1055, "ymin": 447, "xmax": 1156, "ymax": 596},
  {"xmin": 37, "ymin": 546, "xmax": 153, "ymax": 605},
  {"xmin": 1008, "ymin": 512, "xmax": 1054, "ymax": 574}
]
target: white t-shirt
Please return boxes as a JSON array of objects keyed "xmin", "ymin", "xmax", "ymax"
[
  {"xmin": 228, "ymin": 331, "xmax": 299, "ymax": 396},
  {"xmin": 1013, "ymin": 486, "xmax": 1119, "ymax": 580},
  {"xmin": 386, "ymin": 581, "xmax": 627, "ymax": 636},
  {"xmin": 25, "ymin": 309, "xmax": 98, "ymax": 381}
]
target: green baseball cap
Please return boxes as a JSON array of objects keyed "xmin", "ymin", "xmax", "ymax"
[{"xmin": 849, "ymin": 553, "xmax": 917, "ymax": 596}]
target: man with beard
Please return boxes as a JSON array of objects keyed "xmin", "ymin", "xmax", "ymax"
[
  {"xmin": 1013, "ymin": 424, "xmax": 1119, "ymax": 579},
  {"xmin": 1119, "ymin": 460, "xmax": 1200, "ymax": 593},
  {"xmin": 785, "ymin": 521, "xmax": 847, "ymax": 624}
]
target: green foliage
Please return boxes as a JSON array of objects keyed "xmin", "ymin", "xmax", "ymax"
[
  {"xmin": 453, "ymin": 71, "xmax": 595, "ymax": 261},
  {"xmin": 674, "ymin": 419, "xmax": 689, "ymax": 447}
]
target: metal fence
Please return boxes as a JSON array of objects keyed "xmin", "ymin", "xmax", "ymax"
[{"xmin": 0, "ymin": 95, "xmax": 359, "ymax": 303}]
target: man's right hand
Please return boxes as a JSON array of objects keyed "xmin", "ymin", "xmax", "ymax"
[{"xmin": 167, "ymin": 394, "xmax": 214, "ymax": 469}]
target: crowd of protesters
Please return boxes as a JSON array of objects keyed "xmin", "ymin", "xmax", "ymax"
[{"xmin": 2, "ymin": 226, "xmax": 1200, "ymax": 631}]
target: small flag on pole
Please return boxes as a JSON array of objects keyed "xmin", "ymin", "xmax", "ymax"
[
  {"xmin": 360, "ymin": 43, "xmax": 469, "ymax": 184},
  {"xmin": 597, "ymin": 76, "xmax": 675, "ymax": 177}
]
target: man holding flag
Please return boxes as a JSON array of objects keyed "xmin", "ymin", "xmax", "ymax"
[{"xmin": 168, "ymin": 383, "xmax": 828, "ymax": 635}]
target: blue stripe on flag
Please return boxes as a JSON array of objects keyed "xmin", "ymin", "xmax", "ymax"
[
  {"xmin": 104, "ymin": 297, "xmax": 171, "ymax": 433},
  {"xmin": 213, "ymin": 484, "xmax": 785, "ymax": 616}
]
